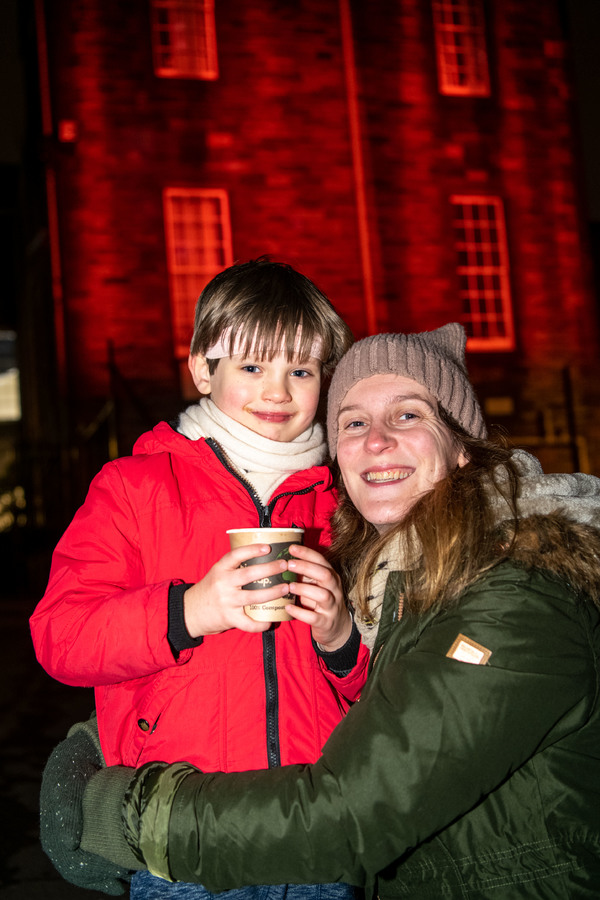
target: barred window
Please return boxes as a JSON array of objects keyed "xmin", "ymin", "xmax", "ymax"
[
  {"xmin": 150, "ymin": 0, "xmax": 218, "ymax": 79},
  {"xmin": 432, "ymin": 0, "xmax": 490, "ymax": 96},
  {"xmin": 450, "ymin": 196, "xmax": 515, "ymax": 351},
  {"xmin": 163, "ymin": 188, "xmax": 233, "ymax": 357}
]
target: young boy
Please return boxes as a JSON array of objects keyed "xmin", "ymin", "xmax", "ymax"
[{"xmin": 31, "ymin": 258, "xmax": 369, "ymax": 899}]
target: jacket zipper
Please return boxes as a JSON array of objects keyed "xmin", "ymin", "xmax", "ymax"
[
  {"xmin": 263, "ymin": 631, "xmax": 280, "ymax": 767},
  {"xmin": 206, "ymin": 437, "xmax": 325, "ymax": 767},
  {"xmin": 207, "ymin": 438, "xmax": 325, "ymax": 526}
]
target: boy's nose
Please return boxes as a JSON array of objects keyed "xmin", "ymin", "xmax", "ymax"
[{"xmin": 262, "ymin": 377, "xmax": 292, "ymax": 403}]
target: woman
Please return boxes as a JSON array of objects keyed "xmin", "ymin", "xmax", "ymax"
[{"xmin": 49, "ymin": 325, "xmax": 600, "ymax": 897}]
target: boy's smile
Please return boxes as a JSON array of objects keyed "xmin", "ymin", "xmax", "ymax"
[
  {"xmin": 251, "ymin": 411, "xmax": 294, "ymax": 423},
  {"xmin": 190, "ymin": 351, "xmax": 322, "ymax": 442}
]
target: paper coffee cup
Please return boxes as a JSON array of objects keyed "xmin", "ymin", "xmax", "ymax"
[{"xmin": 227, "ymin": 527, "xmax": 304, "ymax": 622}]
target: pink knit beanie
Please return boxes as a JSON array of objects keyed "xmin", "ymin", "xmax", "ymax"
[{"xmin": 327, "ymin": 323, "xmax": 487, "ymax": 458}]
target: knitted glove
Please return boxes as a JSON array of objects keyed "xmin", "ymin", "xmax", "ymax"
[{"xmin": 40, "ymin": 714, "xmax": 134, "ymax": 895}]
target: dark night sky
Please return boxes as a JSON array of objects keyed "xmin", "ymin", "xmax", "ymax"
[
  {"xmin": 0, "ymin": 0, "xmax": 25, "ymax": 170},
  {"xmin": 565, "ymin": 0, "xmax": 600, "ymax": 222}
]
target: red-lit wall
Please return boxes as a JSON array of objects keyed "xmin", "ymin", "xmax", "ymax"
[
  {"xmin": 44, "ymin": 0, "xmax": 365, "ymax": 400},
  {"xmin": 350, "ymin": 1, "xmax": 597, "ymax": 365},
  {"xmin": 38, "ymin": 0, "xmax": 600, "ymax": 470}
]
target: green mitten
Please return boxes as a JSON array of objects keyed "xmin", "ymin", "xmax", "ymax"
[{"xmin": 40, "ymin": 715, "xmax": 133, "ymax": 895}]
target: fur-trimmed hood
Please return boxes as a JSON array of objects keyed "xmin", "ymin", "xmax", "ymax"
[
  {"xmin": 492, "ymin": 450, "xmax": 600, "ymax": 603},
  {"xmin": 492, "ymin": 448, "xmax": 600, "ymax": 528}
]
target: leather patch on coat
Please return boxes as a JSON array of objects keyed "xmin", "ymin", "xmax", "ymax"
[{"xmin": 446, "ymin": 633, "xmax": 492, "ymax": 665}]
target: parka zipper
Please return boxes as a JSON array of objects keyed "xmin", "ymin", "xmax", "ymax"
[{"xmin": 206, "ymin": 438, "xmax": 325, "ymax": 768}]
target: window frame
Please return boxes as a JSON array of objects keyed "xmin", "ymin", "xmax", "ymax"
[
  {"xmin": 163, "ymin": 187, "xmax": 233, "ymax": 359},
  {"xmin": 432, "ymin": 0, "xmax": 490, "ymax": 97},
  {"xmin": 150, "ymin": 0, "xmax": 218, "ymax": 80},
  {"xmin": 450, "ymin": 194, "xmax": 515, "ymax": 352}
]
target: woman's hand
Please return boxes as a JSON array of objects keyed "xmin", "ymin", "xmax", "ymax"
[
  {"xmin": 285, "ymin": 544, "xmax": 352, "ymax": 651},
  {"xmin": 183, "ymin": 545, "xmax": 290, "ymax": 637}
]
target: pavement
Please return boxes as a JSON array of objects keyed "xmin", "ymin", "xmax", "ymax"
[{"xmin": 0, "ymin": 595, "xmax": 123, "ymax": 898}]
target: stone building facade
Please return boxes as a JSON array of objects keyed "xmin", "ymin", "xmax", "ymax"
[{"xmin": 21, "ymin": 0, "xmax": 600, "ymax": 530}]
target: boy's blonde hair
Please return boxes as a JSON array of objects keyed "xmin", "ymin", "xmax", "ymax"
[{"xmin": 190, "ymin": 257, "xmax": 353, "ymax": 377}]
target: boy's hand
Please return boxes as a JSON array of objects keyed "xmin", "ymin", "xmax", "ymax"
[
  {"xmin": 284, "ymin": 544, "xmax": 352, "ymax": 651},
  {"xmin": 183, "ymin": 544, "xmax": 291, "ymax": 637}
]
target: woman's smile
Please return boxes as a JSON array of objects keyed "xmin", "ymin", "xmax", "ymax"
[{"xmin": 364, "ymin": 468, "xmax": 412, "ymax": 483}]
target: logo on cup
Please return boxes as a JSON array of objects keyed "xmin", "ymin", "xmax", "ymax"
[{"xmin": 227, "ymin": 527, "xmax": 304, "ymax": 622}]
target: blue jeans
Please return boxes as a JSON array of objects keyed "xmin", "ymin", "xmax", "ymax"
[{"xmin": 130, "ymin": 872, "xmax": 358, "ymax": 900}]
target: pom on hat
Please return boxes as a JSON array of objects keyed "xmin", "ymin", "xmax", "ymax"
[{"xmin": 326, "ymin": 323, "xmax": 487, "ymax": 458}]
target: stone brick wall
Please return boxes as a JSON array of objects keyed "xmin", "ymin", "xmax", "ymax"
[{"xmin": 39, "ymin": 0, "xmax": 600, "ymax": 470}]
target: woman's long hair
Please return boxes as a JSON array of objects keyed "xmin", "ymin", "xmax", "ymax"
[{"xmin": 328, "ymin": 412, "xmax": 520, "ymax": 617}]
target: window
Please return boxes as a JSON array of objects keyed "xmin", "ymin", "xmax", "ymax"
[
  {"xmin": 163, "ymin": 188, "xmax": 233, "ymax": 358},
  {"xmin": 150, "ymin": 0, "xmax": 218, "ymax": 79},
  {"xmin": 0, "ymin": 332, "xmax": 20, "ymax": 422},
  {"xmin": 432, "ymin": 0, "xmax": 490, "ymax": 96},
  {"xmin": 450, "ymin": 196, "xmax": 515, "ymax": 351}
]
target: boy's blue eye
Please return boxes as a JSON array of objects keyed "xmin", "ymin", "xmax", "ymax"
[
  {"xmin": 291, "ymin": 368, "xmax": 311, "ymax": 378},
  {"xmin": 241, "ymin": 365, "xmax": 261, "ymax": 373}
]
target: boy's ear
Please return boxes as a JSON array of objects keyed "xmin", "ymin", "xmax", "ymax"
[{"xmin": 188, "ymin": 354, "xmax": 212, "ymax": 395}]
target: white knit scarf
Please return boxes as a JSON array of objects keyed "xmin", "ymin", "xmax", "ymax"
[
  {"xmin": 177, "ymin": 398, "xmax": 327, "ymax": 504},
  {"xmin": 349, "ymin": 532, "xmax": 415, "ymax": 652}
]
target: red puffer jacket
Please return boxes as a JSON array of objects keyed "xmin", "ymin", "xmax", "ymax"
[{"xmin": 30, "ymin": 422, "xmax": 368, "ymax": 771}]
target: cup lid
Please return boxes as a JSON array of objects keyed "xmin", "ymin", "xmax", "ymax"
[{"xmin": 226, "ymin": 527, "xmax": 304, "ymax": 534}]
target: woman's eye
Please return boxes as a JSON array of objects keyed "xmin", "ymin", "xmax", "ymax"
[
  {"xmin": 344, "ymin": 419, "xmax": 366, "ymax": 430},
  {"xmin": 398, "ymin": 412, "xmax": 418, "ymax": 421}
]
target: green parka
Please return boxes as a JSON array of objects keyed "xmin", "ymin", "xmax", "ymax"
[{"xmin": 84, "ymin": 515, "xmax": 600, "ymax": 898}]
